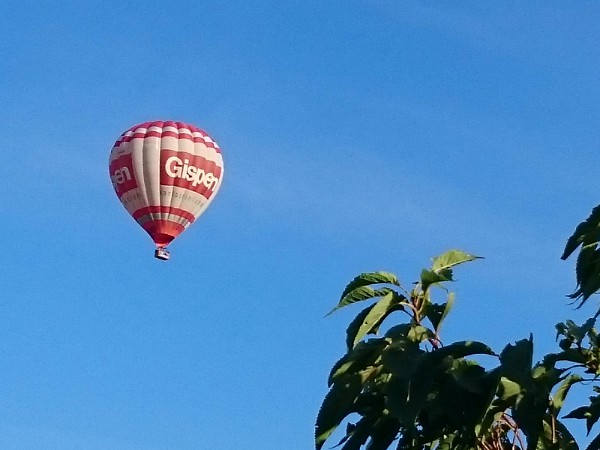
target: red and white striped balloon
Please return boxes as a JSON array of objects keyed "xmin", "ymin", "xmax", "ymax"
[{"xmin": 109, "ymin": 120, "xmax": 224, "ymax": 259}]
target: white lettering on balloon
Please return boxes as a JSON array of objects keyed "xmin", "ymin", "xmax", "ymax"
[
  {"xmin": 165, "ymin": 156, "xmax": 219, "ymax": 192},
  {"xmin": 111, "ymin": 167, "xmax": 132, "ymax": 188}
]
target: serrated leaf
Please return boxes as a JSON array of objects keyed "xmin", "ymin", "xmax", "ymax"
[
  {"xmin": 346, "ymin": 305, "xmax": 376, "ymax": 351},
  {"xmin": 340, "ymin": 272, "xmax": 401, "ymax": 301},
  {"xmin": 315, "ymin": 375, "xmax": 364, "ymax": 450},
  {"xmin": 327, "ymin": 287, "xmax": 395, "ymax": 316},
  {"xmin": 350, "ymin": 292, "xmax": 404, "ymax": 349},
  {"xmin": 419, "ymin": 250, "xmax": 480, "ymax": 293},
  {"xmin": 431, "ymin": 249, "xmax": 481, "ymax": 273},
  {"xmin": 328, "ymin": 340, "xmax": 387, "ymax": 386}
]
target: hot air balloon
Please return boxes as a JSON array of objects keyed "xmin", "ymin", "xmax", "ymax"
[{"xmin": 109, "ymin": 120, "xmax": 224, "ymax": 260}]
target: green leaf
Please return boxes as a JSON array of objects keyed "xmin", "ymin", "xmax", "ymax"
[
  {"xmin": 407, "ymin": 325, "xmax": 435, "ymax": 344},
  {"xmin": 431, "ymin": 434, "xmax": 458, "ymax": 450},
  {"xmin": 476, "ymin": 402, "xmax": 508, "ymax": 438},
  {"xmin": 564, "ymin": 405, "xmax": 589, "ymax": 420},
  {"xmin": 513, "ymin": 391, "xmax": 549, "ymax": 450},
  {"xmin": 448, "ymin": 359, "xmax": 487, "ymax": 394},
  {"xmin": 558, "ymin": 319, "xmax": 597, "ymax": 344},
  {"xmin": 537, "ymin": 416, "xmax": 578, "ymax": 450},
  {"xmin": 383, "ymin": 375, "xmax": 410, "ymax": 425},
  {"xmin": 497, "ymin": 376, "xmax": 522, "ymax": 401},
  {"xmin": 425, "ymin": 294, "xmax": 455, "ymax": 333},
  {"xmin": 553, "ymin": 419, "xmax": 579, "ymax": 450},
  {"xmin": 381, "ymin": 340, "xmax": 423, "ymax": 380},
  {"xmin": 553, "ymin": 374, "xmax": 583, "ymax": 415},
  {"xmin": 386, "ymin": 353, "xmax": 438, "ymax": 427},
  {"xmin": 339, "ymin": 415, "xmax": 377, "ymax": 450},
  {"xmin": 384, "ymin": 324, "xmax": 412, "ymax": 341},
  {"xmin": 340, "ymin": 272, "xmax": 401, "ymax": 301},
  {"xmin": 499, "ymin": 336, "xmax": 534, "ymax": 386},
  {"xmin": 328, "ymin": 340, "xmax": 387, "ymax": 386},
  {"xmin": 431, "ymin": 249, "xmax": 482, "ymax": 273},
  {"xmin": 327, "ymin": 287, "xmax": 395, "ymax": 316},
  {"xmin": 565, "ymin": 395, "xmax": 600, "ymax": 434},
  {"xmin": 315, "ymin": 375, "xmax": 364, "ymax": 450},
  {"xmin": 419, "ymin": 250, "xmax": 480, "ymax": 292},
  {"xmin": 423, "ymin": 302, "xmax": 446, "ymax": 332},
  {"xmin": 543, "ymin": 349, "xmax": 588, "ymax": 367},
  {"xmin": 562, "ymin": 205, "xmax": 600, "ymax": 305},
  {"xmin": 365, "ymin": 416, "xmax": 400, "ymax": 450},
  {"xmin": 432, "ymin": 340, "xmax": 496, "ymax": 361},
  {"xmin": 420, "ymin": 269, "xmax": 452, "ymax": 290},
  {"xmin": 562, "ymin": 204, "xmax": 600, "ymax": 261},
  {"xmin": 349, "ymin": 292, "xmax": 404, "ymax": 349},
  {"xmin": 346, "ymin": 305, "xmax": 376, "ymax": 351}
]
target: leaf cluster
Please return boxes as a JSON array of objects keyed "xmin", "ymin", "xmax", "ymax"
[
  {"xmin": 316, "ymin": 250, "xmax": 595, "ymax": 450},
  {"xmin": 562, "ymin": 205, "xmax": 600, "ymax": 310}
]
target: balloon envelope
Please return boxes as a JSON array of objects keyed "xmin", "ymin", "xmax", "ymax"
[{"xmin": 109, "ymin": 120, "xmax": 224, "ymax": 254}]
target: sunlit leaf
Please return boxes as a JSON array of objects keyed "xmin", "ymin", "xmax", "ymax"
[
  {"xmin": 328, "ymin": 340, "xmax": 387, "ymax": 386},
  {"xmin": 553, "ymin": 374, "xmax": 583, "ymax": 415},
  {"xmin": 419, "ymin": 250, "xmax": 481, "ymax": 292},
  {"xmin": 420, "ymin": 269, "xmax": 452, "ymax": 290},
  {"xmin": 349, "ymin": 292, "xmax": 404, "ymax": 349},
  {"xmin": 407, "ymin": 325, "xmax": 435, "ymax": 344},
  {"xmin": 340, "ymin": 272, "xmax": 401, "ymax": 301},
  {"xmin": 431, "ymin": 249, "xmax": 482, "ymax": 274},
  {"xmin": 346, "ymin": 305, "xmax": 376, "ymax": 351},
  {"xmin": 497, "ymin": 376, "xmax": 522, "ymax": 401},
  {"xmin": 327, "ymin": 287, "xmax": 395, "ymax": 316}
]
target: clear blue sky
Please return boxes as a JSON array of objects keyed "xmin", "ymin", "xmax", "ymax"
[{"xmin": 2, "ymin": 2, "xmax": 600, "ymax": 448}]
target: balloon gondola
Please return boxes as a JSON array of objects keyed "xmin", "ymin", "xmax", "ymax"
[{"xmin": 109, "ymin": 121, "xmax": 224, "ymax": 260}]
